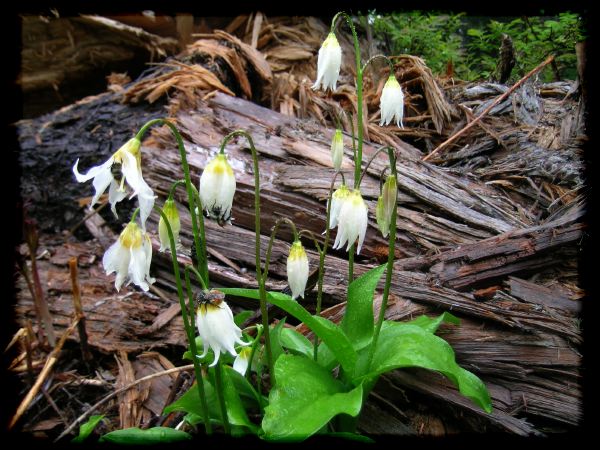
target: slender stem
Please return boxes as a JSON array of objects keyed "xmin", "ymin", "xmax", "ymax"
[
  {"xmin": 367, "ymin": 148, "xmax": 398, "ymax": 371},
  {"xmin": 361, "ymin": 54, "xmax": 393, "ymax": 74},
  {"xmin": 155, "ymin": 205, "xmax": 211, "ymax": 434},
  {"xmin": 312, "ymin": 171, "xmax": 339, "ymax": 360},
  {"xmin": 246, "ymin": 325, "xmax": 263, "ymax": 382},
  {"xmin": 298, "ymin": 229, "xmax": 322, "ymax": 254},
  {"xmin": 348, "ymin": 245, "xmax": 355, "ymax": 284},
  {"xmin": 219, "ymin": 129, "xmax": 275, "ymax": 385},
  {"xmin": 136, "ymin": 119, "xmax": 209, "ymax": 285},
  {"xmin": 168, "ymin": 179, "xmax": 187, "ymax": 200},
  {"xmin": 214, "ymin": 361, "xmax": 230, "ymax": 434},
  {"xmin": 332, "ymin": 12, "xmax": 363, "ymax": 188},
  {"xmin": 358, "ymin": 145, "xmax": 394, "ymax": 188},
  {"xmin": 185, "ymin": 265, "xmax": 208, "ymax": 292},
  {"xmin": 263, "ymin": 217, "xmax": 298, "ymax": 283},
  {"xmin": 129, "ymin": 207, "xmax": 141, "ymax": 223}
]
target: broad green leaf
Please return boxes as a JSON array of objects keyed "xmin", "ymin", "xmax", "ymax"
[
  {"xmin": 269, "ymin": 317, "xmax": 287, "ymax": 364},
  {"xmin": 279, "ymin": 327, "xmax": 313, "ymax": 357},
  {"xmin": 341, "ymin": 264, "xmax": 386, "ymax": 349},
  {"xmin": 72, "ymin": 414, "xmax": 104, "ymax": 443},
  {"xmin": 99, "ymin": 427, "xmax": 191, "ymax": 444},
  {"xmin": 227, "ymin": 364, "xmax": 266, "ymax": 407},
  {"xmin": 406, "ymin": 312, "xmax": 460, "ymax": 333},
  {"xmin": 262, "ymin": 354, "xmax": 363, "ymax": 441},
  {"xmin": 164, "ymin": 370, "xmax": 257, "ymax": 433},
  {"xmin": 234, "ymin": 310, "xmax": 253, "ymax": 327},
  {"xmin": 221, "ymin": 366, "xmax": 259, "ymax": 434},
  {"xmin": 355, "ymin": 322, "xmax": 492, "ymax": 413},
  {"xmin": 219, "ymin": 288, "xmax": 357, "ymax": 374}
]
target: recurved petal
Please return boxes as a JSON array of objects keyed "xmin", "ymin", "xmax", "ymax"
[{"xmin": 73, "ymin": 157, "xmax": 114, "ymax": 183}]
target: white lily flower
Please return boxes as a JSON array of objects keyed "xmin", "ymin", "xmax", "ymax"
[
  {"xmin": 330, "ymin": 129, "xmax": 344, "ymax": 171},
  {"xmin": 73, "ymin": 137, "xmax": 156, "ymax": 230},
  {"xmin": 196, "ymin": 295, "xmax": 249, "ymax": 367},
  {"xmin": 327, "ymin": 183, "xmax": 350, "ymax": 230},
  {"xmin": 287, "ymin": 240, "xmax": 309, "ymax": 299},
  {"xmin": 312, "ymin": 32, "xmax": 342, "ymax": 92},
  {"xmin": 379, "ymin": 74, "xmax": 405, "ymax": 128},
  {"xmin": 233, "ymin": 347, "xmax": 252, "ymax": 376},
  {"xmin": 332, "ymin": 189, "xmax": 368, "ymax": 255},
  {"xmin": 199, "ymin": 153, "xmax": 236, "ymax": 226},
  {"xmin": 376, "ymin": 175, "xmax": 397, "ymax": 238},
  {"xmin": 102, "ymin": 221, "xmax": 155, "ymax": 292},
  {"xmin": 158, "ymin": 198, "xmax": 181, "ymax": 252}
]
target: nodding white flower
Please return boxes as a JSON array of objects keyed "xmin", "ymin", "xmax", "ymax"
[
  {"xmin": 379, "ymin": 74, "xmax": 405, "ymax": 128},
  {"xmin": 327, "ymin": 183, "xmax": 350, "ymax": 230},
  {"xmin": 330, "ymin": 129, "xmax": 344, "ymax": 171},
  {"xmin": 312, "ymin": 32, "xmax": 342, "ymax": 92},
  {"xmin": 73, "ymin": 137, "xmax": 156, "ymax": 230},
  {"xmin": 287, "ymin": 240, "xmax": 309, "ymax": 299},
  {"xmin": 158, "ymin": 198, "xmax": 181, "ymax": 252},
  {"xmin": 233, "ymin": 347, "xmax": 252, "ymax": 376},
  {"xmin": 332, "ymin": 189, "xmax": 368, "ymax": 255},
  {"xmin": 199, "ymin": 153, "xmax": 236, "ymax": 226},
  {"xmin": 102, "ymin": 221, "xmax": 155, "ymax": 292},
  {"xmin": 196, "ymin": 296, "xmax": 249, "ymax": 367},
  {"xmin": 376, "ymin": 175, "xmax": 397, "ymax": 238}
]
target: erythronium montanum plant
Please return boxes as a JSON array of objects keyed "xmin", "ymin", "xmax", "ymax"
[{"xmin": 69, "ymin": 12, "xmax": 492, "ymax": 444}]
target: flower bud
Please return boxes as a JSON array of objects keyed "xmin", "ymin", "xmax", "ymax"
[
  {"xmin": 158, "ymin": 198, "xmax": 181, "ymax": 252},
  {"xmin": 312, "ymin": 32, "xmax": 342, "ymax": 92},
  {"xmin": 376, "ymin": 175, "xmax": 397, "ymax": 238},
  {"xmin": 199, "ymin": 153, "xmax": 236, "ymax": 226},
  {"xmin": 330, "ymin": 129, "xmax": 344, "ymax": 171}
]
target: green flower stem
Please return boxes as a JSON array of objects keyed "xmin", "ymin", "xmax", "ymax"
[
  {"xmin": 136, "ymin": 119, "xmax": 209, "ymax": 285},
  {"xmin": 332, "ymin": 12, "xmax": 363, "ymax": 188},
  {"xmin": 300, "ymin": 171, "xmax": 339, "ymax": 360},
  {"xmin": 361, "ymin": 54, "xmax": 394, "ymax": 74},
  {"xmin": 246, "ymin": 325, "xmax": 265, "ymax": 412},
  {"xmin": 263, "ymin": 217, "xmax": 298, "ymax": 283},
  {"xmin": 367, "ymin": 148, "xmax": 398, "ymax": 371},
  {"xmin": 168, "ymin": 179, "xmax": 187, "ymax": 200},
  {"xmin": 129, "ymin": 207, "xmax": 141, "ymax": 223},
  {"xmin": 357, "ymin": 145, "xmax": 395, "ymax": 188},
  {"xmin": 219, "ymin": 129, "xmax": 275, "ymax": 385},
  {"xmin": 214, "ymin": 360, "xmax": 231, "ymax": 434},
  {"xmin": 348, "ymin": 245, "xmax": 355, "ymax": 284},
  {"xmin": 154, "ymin": 205, "xmax": 211, "ymax": 435}
]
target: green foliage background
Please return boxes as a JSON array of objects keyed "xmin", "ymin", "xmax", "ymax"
[{"xmin": 370, "ymin": 11, "xmax": 584, "ymax": 82}]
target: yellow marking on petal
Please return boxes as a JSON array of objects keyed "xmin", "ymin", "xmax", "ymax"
[
  {"xmin": 119, "ymin": 222, "xmax": 143, "ymax": 248},
  {"xmin": 288, "ymin": 240, "xmax": 307, "ymax": 261}
]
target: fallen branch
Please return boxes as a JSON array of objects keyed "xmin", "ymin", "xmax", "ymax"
[{"xmin": 423, "ymin": 55, "xmax": 555, "ymax": 162}]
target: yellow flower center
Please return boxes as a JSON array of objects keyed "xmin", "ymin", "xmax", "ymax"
[
  {"xmin": 207, "ymin": 154, "xmax": 234, "ymax": 176},
  {"xmin": 288, "ymin": 241, "xmax": 306, "ymax": 261},
  {"xmin": 119, "ymin": 222, "xmax": 143, "ymax": 248}
]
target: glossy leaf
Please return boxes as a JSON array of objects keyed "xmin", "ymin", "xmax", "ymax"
[
  {"xmin": 99, "ymin": 427, "xmax": 191, "ymax": 444},
  {"xmin": 355, "ymin": 321, "xmax": 492, "ymax": 413},
  {"xmin": 72, "ymin": 414, "xmax": 104, "ymax": 443},
  {"xmin": 262, "ymin": 354, "xmax": 363, "ymax": 441},
  {"xmin": 406, "ymin": 312, "xmax": 460, "ymax": 333},
  {"xmin": 341, "ymin": 264, "xmax": 386, "ymax": 350},
  {"xmin": 279, "ymin": 327, "xmax": 313, "ymax": 357},
  {"xmin": 219, "ymin": 288, "xmax": 357, "ymax": 374}
]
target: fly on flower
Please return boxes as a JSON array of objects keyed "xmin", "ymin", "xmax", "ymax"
[
  {"xmin": 312, "ymin": 32, "xmax": 342, "ymax": 92},
  {"xmin": 199, "ymin": 153, "xmax": 236, "ymax": 226},
  {"xmin": 379, "ymin": 74, "xmax": 405, "ymax": 128},
  {"xmin": 102, "ymin": 221, "xmax": 155, "ymax": 292},
  {"xmin": 195, "ymin": 289, "xmax": 249, "ymax": 367},
  {"xmin": 73, "ymin": 137, "xmax": 156, "ymax": 229}
]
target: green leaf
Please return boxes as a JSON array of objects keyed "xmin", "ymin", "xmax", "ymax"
[
  {"xmin": 99, "ymin": 427, "xmax": 192, "ymax": 444},
  {"xmin": 279, "ymin": 327, "xmax": 313, "ymax": 357},
  {"xmin": 262, "ymin": 354, "xmax": 363, "ymax": 441},
  {"xmin": 72, "ymin": 414, "xmax": 104, "ymax": 443},
  {"xmin": 355, "ymin": 322, "xmax": 492, "ymax": 413},
  {"xmin": 226, "ymin": 364, "xmax": 265, "ymax": 407},
  {"xmin": 221, "ymin": 366, "xmax": 259, "ymax": 434},
  {"xmin": 406, "ymin": 312, "xmax": 460, "ymax": 333},
  {"xmin": 219, "ymin": 288, "xmax": 357, "ymax": 374},
  {"xmin": 341, "ymin": 264, "xmax": 386, "ymax": 350},
  {"xmin": 163, "ymin": 372, "xmax": 257, "ymax": 433},
  {"xmin": 234, "ymin": 310, "xmax": 253, "ymax": 327},
  {"xmin": 269, "ymin": 317, "xmax": 287, "ymax": 364}
]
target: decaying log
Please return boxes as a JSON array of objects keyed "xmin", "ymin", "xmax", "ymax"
[{"xmin": 14, "ymin": 20, "xmax": 585, "ymax": 436}]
